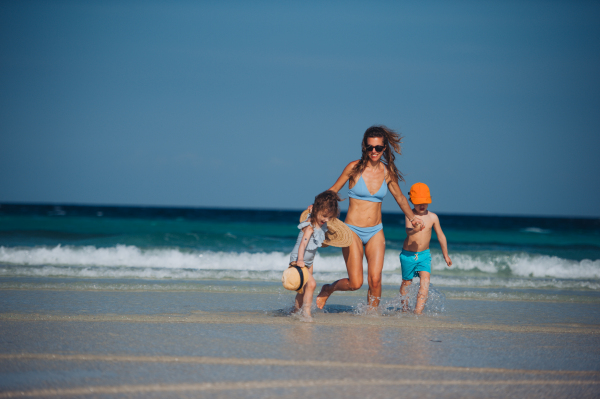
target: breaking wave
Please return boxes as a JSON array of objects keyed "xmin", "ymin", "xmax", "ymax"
[{"xmin": 0, "ymin": 245, "xmax": 599, "ymax": 289}]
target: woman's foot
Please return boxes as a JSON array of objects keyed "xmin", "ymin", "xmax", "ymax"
[{"xmin": 316, "ymin": 284, "xmax": 333, "ymax": 309}]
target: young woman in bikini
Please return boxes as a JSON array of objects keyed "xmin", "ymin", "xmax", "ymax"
[{"xmin": 315, "ymin": 125, "xmax": 424, "ymax": 309}]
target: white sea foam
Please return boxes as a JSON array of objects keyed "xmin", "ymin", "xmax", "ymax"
[
  {"xmin": 0, "ymin": 245, "xmax": 293, "ymax": 271},
  {"xmin": 0, "ymin": 245, "xmax": 599, "ymax": 289},
  {"xmin": 435, "ymin": 252, "xmax": 600, "ymax": 279}
]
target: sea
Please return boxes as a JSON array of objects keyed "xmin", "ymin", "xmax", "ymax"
[
  {"xmin": 1, "ymin": 203, "xmax": 599, "ymax": 310},
  {"xmin": 2, "ymin": 203, "xmax": 600, "ymax": 397}
]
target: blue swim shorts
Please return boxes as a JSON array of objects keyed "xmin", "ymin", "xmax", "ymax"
[{"xmin": 400, "ymin": 249, "xmax": 431, "ymax": 280}]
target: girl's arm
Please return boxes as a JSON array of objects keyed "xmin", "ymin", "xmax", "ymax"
[
  {"xmin": 432, "ymin": 215, "xmax": 452, "ymax": 267},
  {"xmin": 387, "ymin": 179, "xmax": 423, "ymax": 229},
  {"xmin": 295, "ymin": 225, "xmax": 314, "ymax": 267}
]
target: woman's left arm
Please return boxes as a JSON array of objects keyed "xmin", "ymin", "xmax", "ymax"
[{"xmin": 387, "ymin": 179, "xmax": 423, "ymax": 229}]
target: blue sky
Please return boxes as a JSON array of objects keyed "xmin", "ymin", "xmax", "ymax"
[{"xmin": 1, "ymin": 1, "xmax": 599, "ymax": 217}]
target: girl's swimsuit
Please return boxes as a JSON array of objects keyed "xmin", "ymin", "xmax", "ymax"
[
  {"xmin": 347, "ymin": 174, "xmax": 387, "ymax": 244},
  {"xmin": 289, "ymin": 214, "xmax": 327, "ymax": 267}
]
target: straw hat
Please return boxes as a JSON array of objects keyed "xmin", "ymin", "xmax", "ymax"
[
  {"xmin": 299, "ymin": 210, "xmax": 353, "ymax": 248},
  {"xmin": 282, "ymin": 262, "xmax": 310, "ymax": 294}
]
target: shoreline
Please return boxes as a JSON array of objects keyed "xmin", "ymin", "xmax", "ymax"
[{"xmin": 1, "ymin": 312, "xmax": 599, "ymax": 335}]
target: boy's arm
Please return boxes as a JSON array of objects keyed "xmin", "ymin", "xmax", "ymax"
[
  {"xmin": 295, "ymin": 225, "xmax": 314, "ymax": 267},
  {"xmin": 432, "ymin": 214, "xmax": 452, "ymax": 267}
]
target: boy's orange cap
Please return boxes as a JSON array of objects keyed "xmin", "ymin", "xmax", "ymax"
[{"xmin": 409, "ymin": 182, "xmax": 432, "ymax": 204}]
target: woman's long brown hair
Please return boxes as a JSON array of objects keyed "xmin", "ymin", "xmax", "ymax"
[{"xmin": 348, "ymin": 125, "xmax": 404, "ymax": 184}]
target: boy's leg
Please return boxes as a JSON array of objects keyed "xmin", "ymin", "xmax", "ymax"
[
  {"xmin": 399, "ymin": 250, "xmax": 417, "ymax": 311},
  {"xmin": 414, "ymin": 271, "xmax": 430, "ymax": 315},
  {"xmin": 399, "ymin": 279, "xmax": 412, "ymax": 311}
]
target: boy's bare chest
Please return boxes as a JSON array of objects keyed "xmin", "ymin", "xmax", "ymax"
[{"xmin": 418, "ymin": 216, "xmax": 435, "ymax": 232}]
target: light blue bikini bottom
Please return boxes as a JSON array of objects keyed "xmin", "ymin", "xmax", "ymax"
[{"xmin": 346, "ymin": 223, "xmax": 383, "ymax": 245}]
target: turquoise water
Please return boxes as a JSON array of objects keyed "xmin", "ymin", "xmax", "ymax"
[{"xmin": 1, "ymin": 204, "xmax": 599, "ymax": 305}]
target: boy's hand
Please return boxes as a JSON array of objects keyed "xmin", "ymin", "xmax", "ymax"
[
  {"xmin": 296, "ymin": 260, "xmax": 305, "ymax": 267},
  {"xmin": 444, "ymin": 255, "xmax": 452, "ymax": 267}
]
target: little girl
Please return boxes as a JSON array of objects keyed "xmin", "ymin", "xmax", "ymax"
[{"xmin": 288, "ymin": 190, "xmax": 343, "ymax": 321}]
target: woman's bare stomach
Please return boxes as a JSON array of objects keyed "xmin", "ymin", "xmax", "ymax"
[{"xmin": 344, "ymin": 199, "xmax": 382, "ymax": 227}]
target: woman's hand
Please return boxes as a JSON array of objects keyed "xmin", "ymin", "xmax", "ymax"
[
  {"xmin": 296, "ymin": 260, "xmax": 306, "ymax": 267},
  {"xmin": 411, "ymin": 217, "xmax": 425, "ymax": 231}
]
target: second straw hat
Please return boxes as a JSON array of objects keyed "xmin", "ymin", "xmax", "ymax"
[
  {"xmin": 299, "ymin": 210, "xmax": 353, "ymax": 248},
  {"xmin": 282, "ymin": 263, "xmax": 310, "ymax": 294}
]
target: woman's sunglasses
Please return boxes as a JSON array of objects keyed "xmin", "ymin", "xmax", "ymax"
[{"xmin": 366, "ymin": 145, "xmax": 385, "ymax": 153}]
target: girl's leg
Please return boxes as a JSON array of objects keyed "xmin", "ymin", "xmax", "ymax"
[
  {"xmin": 414, "ymin": 271, "xmax": 430, "ymax": 315},
  {"xmin": 293, "ymin": 266, "xmax": 314, "ymax": 313},
  {"xmin": 302, "ymin": 273, "xmax": 317, "ymax": 318},
  {"xmin": 364, "ymin": 229, "xmax": 385, "ymax": 308},
  {"xmin": 293, "ymin": 292, "xmax": 303, "ymax": 312},
  {"xmin": 316, "ymin": 232, "xmax": 364, "ymax": 309}
]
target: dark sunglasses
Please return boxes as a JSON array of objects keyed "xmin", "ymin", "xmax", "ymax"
[{"xmin": 366, "ymin": 145, "xmax": 385, "ymax": 153}]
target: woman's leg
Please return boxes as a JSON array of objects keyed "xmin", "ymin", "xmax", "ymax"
[
  {"xmin": 364, "ymin": 229, "xmax": 385, "ymax": 308},
  {"xmin": 316, "ymin": 232, "xmax": 364, "ymax": 309}
]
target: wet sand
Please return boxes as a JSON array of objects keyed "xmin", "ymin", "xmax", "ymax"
[{"xmin": 0, "ymin": 286, "xmax": 599, "ymax": 398}]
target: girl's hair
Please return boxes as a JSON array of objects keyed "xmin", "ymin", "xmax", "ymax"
[
  {"xmin": 348, "ymin": 125, "xmax": 404, "ymax": 184},
  {"xmin": 311, "ymin": 190, "xmax": 343, "ymax": 227}
]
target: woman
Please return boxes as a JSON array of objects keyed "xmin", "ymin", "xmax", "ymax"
[{"xmin": 316, "ymin": 125, "xmax": 424, "ymax": 309}]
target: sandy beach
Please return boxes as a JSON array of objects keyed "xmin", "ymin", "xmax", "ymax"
[{"xmin": 1, "ymin": 284, "xmax": 599, "ymax": 398}]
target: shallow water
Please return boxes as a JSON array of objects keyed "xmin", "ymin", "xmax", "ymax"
[{"xmin": 1, "ymin": 279, "xmax": 599, "ymax": 328}]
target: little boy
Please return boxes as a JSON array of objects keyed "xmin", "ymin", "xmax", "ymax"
[{"xmin": 400, "ymin": 182, "xmax": 452, "ymax": 314}]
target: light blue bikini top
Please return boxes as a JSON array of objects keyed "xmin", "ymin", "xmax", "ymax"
[{"xmin": 348, "ymin": 175, "xmax": 387, "ymax": 203}]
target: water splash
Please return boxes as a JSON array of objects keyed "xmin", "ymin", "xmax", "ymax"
[{"xmin": 380, "ymin": 279, "xmax": 446, "ymax": 315}]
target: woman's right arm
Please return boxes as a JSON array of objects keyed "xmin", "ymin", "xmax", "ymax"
[
  {"xmin": 307, "ymin": 161, "xmax": 357, "ymax": 212},
  {"xmin": 328, "ymin": 161, "xmax": 358, "ymax": 193}
]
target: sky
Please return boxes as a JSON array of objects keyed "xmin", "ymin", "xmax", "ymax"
[{"xmin": 1, "ymin": 1, "xmax": 599, "ymax": 217}]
